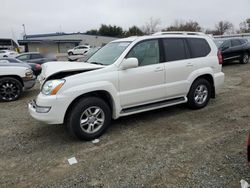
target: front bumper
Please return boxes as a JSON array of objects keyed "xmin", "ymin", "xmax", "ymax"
[
  {"xmin": 23, "ymin": 76, "xmax": 36, "ymax": 90},
  {"xmin": 28, "ymin": 93, "xmax": 70, "ymax": 124}
]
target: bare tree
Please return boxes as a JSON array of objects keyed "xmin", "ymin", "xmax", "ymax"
[
  {"xmin": 215, "ymin": 21, "xmax": 233, "ymax": 35},
  {"xmin": 142, "ymin": 17, "xmax": 161, "ymax": 34},
  {"xmin": 239, "ymin": 18, "xmax": 250, "ymax": 33},
  {"xmin": 163, "ymin": 20, "xmax": 202, "ymax": 32}
]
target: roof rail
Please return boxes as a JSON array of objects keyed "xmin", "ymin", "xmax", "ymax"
[{"xmin": 152, "ymin": 31, "xmax": 206, "ymax": 36}]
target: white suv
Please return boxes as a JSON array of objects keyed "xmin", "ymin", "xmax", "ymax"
[
  {"xmin": 29, "ymin": 32, "xmax": 225, "ymax": 141},
  {"xmin": 68, "ymin": 45, "xmax": 90, "ymax": 56}
]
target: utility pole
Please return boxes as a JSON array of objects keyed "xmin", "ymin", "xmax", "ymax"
[{"xmin": 22, "ymin": 24, "xmax": 26, "ymax": 39}]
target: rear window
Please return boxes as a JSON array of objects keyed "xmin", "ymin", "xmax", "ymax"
[
  {"xmin": 162, "ymin": 38, "xmax": 188, "ymax": 62},
  {"xmin": 187, "ymin": 38, "xmax": 211, "ymax": 58}
]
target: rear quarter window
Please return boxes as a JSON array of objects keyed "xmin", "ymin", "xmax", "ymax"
[{"xmin": 187, "ymin": 38, "xmax": 211, "ymax": 58}]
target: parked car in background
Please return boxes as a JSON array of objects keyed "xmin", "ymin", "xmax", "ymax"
[
  {"xmin": 68, "ymin": 47, "xmax": 101, "ymax": 62},
  {"xmin": 0, "ymin": 58, "xmax": 42, "ymax": 76},
  {"xmin": 68, "ymin": 45, "xmax": 90, "ymax": 56},
  {"xmin": 0, "ymin": 62, "xmax": 35, "ymax": 101},
  {"xmin": 29, "ymin": 32, "xmax": 224, "ymax": 141},
  {"xmin": 214, "ymin": 38, "xmax": 250, "ymax": 64},
  {"xmin": 0, "ymin": 50, "xmax": 18, "ymax": 58},
  {"xmin": 15, "ymin": 52, "xmax": 57, "ymax": 65}
]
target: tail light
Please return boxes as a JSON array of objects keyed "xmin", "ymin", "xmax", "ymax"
[
  {"xmin": 248, "ymin": 133, "xmax": 250, "ymax": 167},
  {"xmin": 217, "ymin": 50, "xmax": 223, "ymax": 65}
]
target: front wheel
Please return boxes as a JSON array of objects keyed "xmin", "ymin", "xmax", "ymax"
[
  {"xmin": 68, "ymin": 52, "xmax": 73, "ymax": 56},
  {"xmin": 66, "ymin": 97, "xmax": 111, "ymax": 141},
  {"xmin": 0, "ymin": 77, "xmax": 23, "ymax": 102},
  {"xmin": 240, "ymin": 53, "xmax": 249, "ymax": 64},
  {"xmin": 187, "ymin": 78, "xmax": 211, "ymax": 109}
]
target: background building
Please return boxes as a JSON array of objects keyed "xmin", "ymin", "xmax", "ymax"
[
  {"xmin": 0, "ymin": 38, "xmax": 19, "ymax": 51},
  {"xmin": 18, "ymin": 33, "xmax": 118, "ymax": 53}
]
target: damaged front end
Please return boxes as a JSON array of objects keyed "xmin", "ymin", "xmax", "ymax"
[{"xmin": 38, "ymin": 61, "xmax": 104, "ymax": 85}]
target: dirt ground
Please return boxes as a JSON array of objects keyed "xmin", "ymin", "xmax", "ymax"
[{"xmin": 0, "ymin": 62, "xmax": 250, "ymax": 188}]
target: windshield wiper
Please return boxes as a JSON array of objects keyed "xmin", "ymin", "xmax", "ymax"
[{"xmin": 88, "ymin": 62, "xmax": 104, "ymax": 65}]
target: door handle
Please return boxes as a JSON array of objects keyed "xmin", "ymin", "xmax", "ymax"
[{"xmin": 154, "ymin": 67, "xmax": 164, "ymax": 72}]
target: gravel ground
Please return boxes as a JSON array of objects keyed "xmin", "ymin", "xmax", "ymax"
[{"xmin": 0, "ymin": 62, "xmax": 250, "ymax": 188}]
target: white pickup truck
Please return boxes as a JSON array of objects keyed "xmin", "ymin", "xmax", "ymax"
[
  {"xmin": 0, "ymin": 62, "xmax": 36, "ymax": 101},
  {"xmin": 29, "ymin": 32, "xmax": 224, "ymax": 141}
]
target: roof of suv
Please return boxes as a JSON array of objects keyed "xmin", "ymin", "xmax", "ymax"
[{"xmin": 113, "ymin": 32, "xmax": 210, "ymax": 43}]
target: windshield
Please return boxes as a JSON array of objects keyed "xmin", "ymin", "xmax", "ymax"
[{"xmin": 87, "ymin": 42, "xmax": 131, "ymax": 65}]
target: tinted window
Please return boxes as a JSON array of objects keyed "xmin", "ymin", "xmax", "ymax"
[
  {"xmin": 163, "ymin": 38, "xmax": 188, "ymax": 62},
  {"xmin": 231, "ymin": 40, "xmax": 242, "ymax": 47},
  {"xmin": 127, "ymin": 40, "xmax": 159, "ymax": 66},
  {"xmin": 187, "ymin": 38, "xmax": 211, "ymax": 58},
  {"xmin": 239, "ymin": 39, "xmax": 247, "ymax": 44},
  {"xmin": 31, "ymin": 54, "xmax": 43, "ymax": 59}
]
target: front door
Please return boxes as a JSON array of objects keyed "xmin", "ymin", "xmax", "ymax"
[{"xmin": 118, "ymin": 39, "xmax": 166, "ymax": 108}]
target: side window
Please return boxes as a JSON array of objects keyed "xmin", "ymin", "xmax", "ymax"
[
  {"xmin": 231, "ymin": 40, "xmax": 242, "ymax": 47},
  {"xmin": 221, "ymin": 40, "xmax": 231, "ymax": 49},
  {"xmin": 127, "ymin": 40, "xmax": 159, "ymax": 66},
  {"xmin": 163, "ymin": 38, "xmax": 188, "ymax": 62},
  {"xmin": 187, "ymin": 38, "xmax": 211, "ymax": 58},
  {"xmin": 31, "ymin": 54, "xmax": 42, "ymax": 59},
  {"xmin": 240, "ymin": 39, "xmax": 247, "ymax": 44},
  {"xmin": 17, "ymin": 54, "xmax": 30, "ymax": 61}
]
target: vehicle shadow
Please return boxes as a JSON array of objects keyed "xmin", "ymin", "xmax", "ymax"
[
  {"xmin": 107, "ymin": 104, "xmax": 190, "ymax": 134},
  {"xmin": 30, "ymin": 104, "xmax": 190, "ymax": 144}
]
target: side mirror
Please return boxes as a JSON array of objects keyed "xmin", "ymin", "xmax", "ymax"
[{"xmin": 120, "ymin": 58, "xmax": 139, "ymax": 70}]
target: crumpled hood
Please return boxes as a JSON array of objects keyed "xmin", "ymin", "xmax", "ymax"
[{"xmin": 40, "ymin": 61, "xmax": 104, "ymax": 82}]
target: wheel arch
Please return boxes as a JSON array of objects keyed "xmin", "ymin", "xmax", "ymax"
[
  {"xmin": 0, "ymin": 75, "xmax": 24, "ymax": 86},
  {"xmin": 192, "ymin": 74, "xmax": 215, "ymax": 98},
  {"xmin": 64, "ymin": 90, "xmax": 116, "ymax": 123}
]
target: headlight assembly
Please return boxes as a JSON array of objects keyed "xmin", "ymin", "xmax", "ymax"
[
  {"xmin": 25, "ymin": 69, "xmax": 33, "ymax": 78},
  {"xmin": 42, "ymin": 79, "xmax": 65, "ymax": 95}
]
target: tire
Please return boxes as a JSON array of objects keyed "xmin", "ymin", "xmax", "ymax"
[
  {"xmin": 187, "ymin": 78, "xmax": 211, "ymax": 109},
  {"xmin": 68, "ymin": 52, "xmax": 73, "ymax": 56},
  {"xmin": 240, "ymin": 53, "xmax": 249, "ymax": 64},
  {"xmin": 66, "ymin": 97, "xmax": 111, "ymax": 141},
  {"xmin": 0, "ymin": 77, "xmax": 23, "ymax": 102}
]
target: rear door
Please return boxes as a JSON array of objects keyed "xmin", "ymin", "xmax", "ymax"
[
  {"xmin": 162, "ymin": 38, "xmax": 193, "ymax": 98},
  {"xmin": 220, "ymin": 40, "xmax": 233, "ymax": 61},
  {"xmin": 231, "ymin": 39, "xmax": 244, "ymax": 59}
]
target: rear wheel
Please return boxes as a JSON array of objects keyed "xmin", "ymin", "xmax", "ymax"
[
  {"xmin": 187, "ymin": 78, "xmax": 211, "ymax": 109},
  {"xmin": 240, "ymin": 53, "xmax": 249, "ymax": 64},
  {"xmin": 66, "ymin": 97, "xmax": 111, "ymax": 141},
  {"xmin": 68, "ymin": 52, "xmax": 73, "ymax": 56},
  {"xmin": 0, "ymin": 77, "xmax": 23, "ymax": 102}
]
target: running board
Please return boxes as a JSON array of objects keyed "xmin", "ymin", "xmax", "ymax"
[{"xmin": 120, "ymin": 97, "xmax": 187, "ymax": 116}]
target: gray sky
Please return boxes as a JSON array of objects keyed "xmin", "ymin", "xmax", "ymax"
[{"xmin": 1, "ymin": 0, "xmax": 250, "ymax": 39}]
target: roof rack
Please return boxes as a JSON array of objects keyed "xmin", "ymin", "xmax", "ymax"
[{"xmin": 152, "ymin": 31, "xmax": 206, "ymax": 36}]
